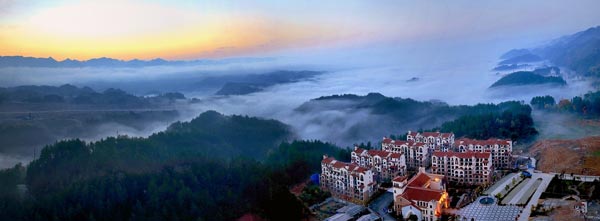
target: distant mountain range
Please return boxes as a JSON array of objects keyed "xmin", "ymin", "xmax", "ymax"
[
  {"xmin": 214, "ymin": 71, "xmax": 322, "ymax": 96},
  {"xmin": 498, "ymin": 26, "xmax": 600, "ymax": 77},
  {"xmin": 0, "ymin": 56, "xmax": 275, "ymax": 68},
  {"xmin": 492, "ymin": 64, "xmax": 531, "ymax": 71},
  {"xmin": 498, "ymin": 53, "xmax": 543, "ymax": 65},
  {"xmin": 490, "ymin": 71, "xmax": 567, "ymax": 88},
  {"xmin": 0, "ymin": 84, "xmax": 186, "ymax": 108}
]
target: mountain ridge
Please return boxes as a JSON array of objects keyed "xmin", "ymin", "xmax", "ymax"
[
  {"xmin": 0, "ymin": 56, "xmax": 275, "ymax": 68},
  {"xmin": 497, "ymin": 26, "xmax": 600, "ymax": 76},
  {"xmin": 490, "ymin": 71, "xmax": 567, "ymax": 88}
]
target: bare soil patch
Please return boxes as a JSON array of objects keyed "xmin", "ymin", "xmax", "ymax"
[{"xmin": 530, "ymin": 136, "xmax": 600, "ymax": 175}]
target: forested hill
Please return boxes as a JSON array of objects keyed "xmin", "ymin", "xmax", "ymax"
[
  {"xmin": 0, "ymin": 111, "xmax": 350, "ymax": 221},
  {"xmin": 489, "ymin": 71, "xmax": 566, "ymax": 88},
  {"xmin": 530, "ymin": 90, "xmax": 600, "ymax": 118},
  {"xmin": 498, "ymin": 26, "xmax": 600, "ymax": 77},
  {"xmin": 533, "ymin": 26, "xmax": 600, "ymax": 77},
  {"xmin": 214, "ymin": 70, "xmax": 322, "ymax": 96},
  {"xmin": 297, "ymin": 93, "xmax": 537, "ymax": 142},
  {"xmin": 0, "ymin": 84, "xmax": 187, "ymax": 109},
  {"xmin": 27, "ymin": 110, "xmax": 294, "ymax": 191},
  {"xmin": 436, "ymin": 102, "xmax": 537, "ymax": 142}
]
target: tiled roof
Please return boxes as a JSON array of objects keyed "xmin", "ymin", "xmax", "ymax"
[
  {"xmin": 412, "ymin": 141, "xmax": 426, "ymax": 146},
  {"xmin": 396, "ymin": 195, "xmax": 417, "ymax": 207},
  {"xmin": 390, "ymin": 152, "xmax": 402, "ymax": 158},
  {"xmin": 421, "ymin": 132, "xmax": 440, "ymax": 137},
  {"xmin": 355, "ymin": 147, "xmax": 402, "ymax": 159},
  {"xmin": 407, "ymin": 172, "xmax": 431, "ymax": 188},
  {"xmin": 396, "ymin": 170, "xmax": 447, "ymax": 207},
  {"xmin": 325, "ymin": 157, "xmax": 370, "ymax": 173},
  {"xmin": 393, "ymin": 176, "xmax": 408, "ymax": 182},
  {"xmin": 441, "ymin": 133, "xmax": 454, "ymax": 138},
  {"xmin": 455, "ymin": 138, "xmax": 511, "ymax": 146},
  {"xmin": 354, "ymin": 147, "xmax": 366, "ymax": 154},
  {"xmin": 403, "ymin": 187, "xmax": 444, "ymax": 202},
  {"xmin": 322, "ymin": 157, "xmax": 335, "ymax": 164},
  {"xmin": 368, "ymin": 149, "xmax": 392, "ymax": 158},
  {"xmin": 332, "ymin": 161, "xmax": 346, "ymax": 168}
]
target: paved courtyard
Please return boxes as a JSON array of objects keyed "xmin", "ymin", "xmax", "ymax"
[
  {"xmin": 461, "ymin": 169, "xmax": 554, "ymax": 221},
  {"xmin": 484, "ymin": 172, "xmax": 519, "ymax": 196},
  {"xmin": 518, "ymin": 172, "xmax": 554, "ymax": 221},
  {"xmin": 457, "ymin": 196, "xmax": 522, "ymax": 221}
]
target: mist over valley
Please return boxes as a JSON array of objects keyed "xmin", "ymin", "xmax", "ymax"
[{"xmin": 1, "ymin": 2, "xmax": 600, "ymax": 220}]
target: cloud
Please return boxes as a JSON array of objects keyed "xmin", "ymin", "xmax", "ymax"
[{"xmin": 0, "ymin": 23, "xmax": 597, "ymax": 167}]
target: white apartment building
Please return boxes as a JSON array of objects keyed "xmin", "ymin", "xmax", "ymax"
[
  {"xmin": 382, "ymin": 138, "xmax": 429, "ymax": 169},
  {"xmin": 320, "ymin": 155, "xmax": 376, "ymax": 204},
  {"xmin": 407, "ymin": 131, "xmax": 455, "ymax": 151},
  {"xmin": 454, "ymin": 138, "xmax": 513, "ymax": 169},
  {"xmin": 431, "ymin": 151, "xmax": 492, "ymax": 185},
  {"xmin": 351, "ymin": 146, "xmax": 407, "ymax": 182}
]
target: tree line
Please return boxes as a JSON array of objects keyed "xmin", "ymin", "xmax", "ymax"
[
  {"xmin": 530, "ymin": 90, "xmax": 600, "ymax": 117},
  {"xmin": 0, "ymin": 111, "xmax": 350, "ymax": 221}
]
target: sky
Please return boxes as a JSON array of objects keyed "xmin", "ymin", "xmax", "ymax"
[{"xmin": 1, "ymin": 0, "xmax": 600, "ymax": 60}]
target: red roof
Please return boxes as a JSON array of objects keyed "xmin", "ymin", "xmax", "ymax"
[
  {"xmin": 322, "ymin": 157, "xmax": 335, "ymax": 164},
  {"xmin": 332, "ymin": 161, "xmax": 346, "ymax": 168},
  {"xmin": 349, "ymin": 164, "xmax": 369, "ymax": 173},
  {"xmin": 393, "ymin": 176, "xmax": 408, "ymax": 182},
  {"xmin": 390, "ymin": 152, "xmax": 402, "ymax": 158},
  {"xmin": 408, "ymin": 131, "xmax": 418, "ymax": 136},
  {"xmin": 432, "ymin": 151, "xmax": 490, "ymax": 159},
  {"xmin": 324, "ymin": 157, "xmax": 370, "ymax": 173},
  {"xmin": 398, "ymin": 171, "xmax": 447, "ymax": 205},
  {"xmin": 382, "ymin": 137, "xmax": 393, "ymax": 143},
  {"xmin": 354, "ymin": 147, "xmax": 366, "ymax": 154},
  {"xmin": 394, "ymin": 172, "xmax": 444, "ymax": 204},
  {"xmin": 407, "ymin": 172, "xmax": 431, "ymax": 187},
  {"xmin": 396, "ymin": 140, "xmax": 425, "ymax": 147},
  {"xmin": 441, "ymin": 133, "xmax": 454, "ymax": 138},
  {"xmin": 403, "ymin": 187, "xmax": 444, "ymax": 202},
  {"xmin": 413, "ymin": 142, "xmax": 426, "ymax": 146},
  {"xmin": 455, "ymin": 138, "xmax": 511, "ymax": 146},
  {"xmin": 383, "ymin": 138, "xmax": 423, "ymax": 146},
  {"xmin": 355, "ymin": 147, "xmax": 402, "ymax": 159},
  {"xmin": 368, "ymin": 149, "xmax": 392, "ymax": 158},
  {"xmin": 396, "ymin": 196, "xmax": 417, "ymax": 207},
  {"xmin": 422, "ymin": 132, "xmax": 440, "ymax": 137}
]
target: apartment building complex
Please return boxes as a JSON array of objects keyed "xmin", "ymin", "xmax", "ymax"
[
  {"xmin": 320, "ymin": 155, "xmax": 376, "ymax": 204},
  {"xmin": 431, "ymin": 151, "xmax": 492, "ymax": 185},
  {"xmin": 454, "ymin": 138, "xmax": 513, "ymax": 169},
  {"xmin": 351, "ymin": 146, "xmax": 406, "ymax": 182}
]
